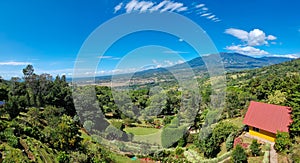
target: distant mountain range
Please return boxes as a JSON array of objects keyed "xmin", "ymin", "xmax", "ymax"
[
  {"xmin": 162, "ymin": 52, "xmax": 292, "ymax": 71},
  {"xmin": 125, "ymin": 53, "xmax": 292, "ymax": 77},
  {"xmin": 90, "ymin": 53, "xmax": 294, "ymax": 85}
]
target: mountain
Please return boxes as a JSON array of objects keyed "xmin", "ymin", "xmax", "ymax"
[
  {"xmin": 134, "ymin": 53, "xmax": 293, "ymax": 77},
  {"xmin": 93, "ymin": 53, "xmax": 294, "ymax": 85},
  {"xmin": 172, "ymin": 53, "xmax": 293, "ymax": 71}
]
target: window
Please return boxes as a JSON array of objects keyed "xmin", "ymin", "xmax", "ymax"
[{"xmin": 253, "ymin": 127, "xmax": 260, "ymax": 132}]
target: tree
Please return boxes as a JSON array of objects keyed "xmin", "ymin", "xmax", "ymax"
[
  {"xmin": 267, "ymin": 90, "xmax": 287, "ymax": 105},
  {"xmin": 288, "ymin": 91, "xmax": 300, "ymax": 137},
  {"xmin": 201, "ymin": 135, "xmax": 220, "ymax": 158},
  {"xmin": 274, "ymin": 131, "xmax": 291, "ymax": 153},
  {"xmin": 231, "ymin": 145, "xmax": 247, "ymax": 163},
  {"xmin": 250, "ymin": 140, "xmax": 261, "ymax": 156},
  {"xmin": 44, "ymin": 115, "xmax": 82, "ymax": 150}
]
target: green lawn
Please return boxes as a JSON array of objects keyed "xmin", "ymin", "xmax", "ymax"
[
  {"xmin": 124, "ymin": 127, "xmax": 162, "ymax": 146},
  {"xmin": 124, "ymin": 127, "xmax": 160, "ymax": 135},
  {"xmin": 133, "ymin": 130, "xmax": 162, "ymax": 146},
  {"xmin": 223, "ymin": 117, "xmax": 244, "ymax": 128}
]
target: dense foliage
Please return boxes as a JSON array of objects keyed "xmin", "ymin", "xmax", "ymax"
[
  {"xmin": 0, "ymin": 58, "xmax": 299, "ymax": 161},
  {"xmin": 231, "ymin": 145, "xmax": 247, "ymax": 163}
]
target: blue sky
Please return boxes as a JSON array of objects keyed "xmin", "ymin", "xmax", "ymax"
[{"xmin": 0, "ymin": 0, "xmax": 300, "ymax": 79}]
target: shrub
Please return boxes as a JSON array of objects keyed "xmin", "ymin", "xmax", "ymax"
[
  {"xmin": 177, "ymin": 136, "xmax": 187, "ymax": 147},
  {"xmin": 274, "ymin": 131, "xmax": 291, "ymax": 152},
  {"xmin": 0, "ymin": 128, "xmax": 19, "ymax": 148},
  {"xmin": 175, "ymin": 147, "xmax": 184, "ymax": 155},
  {"xmin": 250, "ymin": 140, "xmax": 261, "ymax": 156},
  {"xmin": 226, "ymin": 133, "xmax": 235, "ymax": 151},
  {"xmin": 231, "ymin": 145, "xmax": 247, "ymax": 163},
  {"xmin": 110, "ymin": 120, "xmax": 125, "ymax": 131},
  {"xmin": 57, "ymin": 151, "xmax": 70, "ymax": 163}
]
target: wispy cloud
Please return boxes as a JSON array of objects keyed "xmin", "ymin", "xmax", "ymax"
[
  {"xmin": 196, "ymin": 4, "xmax": 205, "ymax": 8},
  {"xmin": 152, "ymin": 59, "xmax": 184, "ymax": 68},
  {"xmin": 0, "ymin": 61, "xmax": 32, "ymax": 66},
  {"xmin": 124, "ymin": 0, "xmax": 186, "ymax": 13},
  {"xmin": 97, "ymin": 56, "xmax": 120, "ymax": 60},
  {"xmin": 270, "ymin": 54, "xmax": 300, "ymax": 59},
  {"xmin": 114, "ymin": 2, "xmax": 123, "ymax": 13},
  {"xmin": 163, "ymin": 50, "xmax": 189, "ymax": 54},
  {"xmin": 201, "ymin": 13, "xmax": 211, "ymax": 17},
  {"xmin": 114, "ymin": 1, "xmax": 221, "ymax": 23},
  {"xmin": 225, "ymin": 45, "xmax": 269, "ymax": 56}
]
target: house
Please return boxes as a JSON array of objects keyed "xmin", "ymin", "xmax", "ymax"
[{"xmin": 243, "ymin": 101, "xmax": 292, "ymax": 142}]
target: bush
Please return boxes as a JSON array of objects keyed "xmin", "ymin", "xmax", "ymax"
[
  {"xmin": 231, "ymin": 145, "xmax": 247, "ymax": 163},
  {"xmin": 110, "ymin": 120, "xmax": 125, "ymax": 131},
  {"xmin": 250, "ymin": 139, "xmax": 261, "ymax": 156},
  {"xmin": 274, "ymin": 131, "xmax": 291, "ymax": 153},
  {"xmin": 0, "ymin": 128, "xmax": 19, "ymax": 148},
  {"xmin": 175, "ymin": 147, "xmax": 184, "ymax": 155},
  {"xmin": 226, "ymin": 133, "xmax": 235, "ymax": 151},
  {"xmin": 177, "ymin": 136, "xmax": 187, "ymax": 147},
  {"xmin": 57, "ymin": 152, "xmax": 70, "ymax": 163}
]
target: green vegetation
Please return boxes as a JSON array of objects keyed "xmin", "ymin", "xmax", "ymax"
[
  {"xmin": 231, "ymin": 145, "xmax": 247, "ymax": 163},
  {"xmin": 124, "ymin": 127, "xmax": 159, "ymax": 135},
  {"xmin": 250, "ymin": 140, "xmax": 261, "ymax": 156},
  {"xmin": 274, "ymin": 131, "xmax": 292, "ymax": 153},
  {"xmin": 0, "ymin": 58, "xmax": 299, "ymax": 161}
]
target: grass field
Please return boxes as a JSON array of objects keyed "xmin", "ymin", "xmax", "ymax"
[
  {"xmin": 124, "ymin": 127, "xmax": 160, "ymax": 135},
  {"xmin": 124, "ymin": 127, "xmax": 162, "ymax": 146},
  {"xmin": 133, "ymin": 130, "xmax": 162, "ymax": 146}
]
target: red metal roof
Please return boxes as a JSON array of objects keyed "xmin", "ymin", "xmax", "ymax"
[{"xmin": 243, "ymin": 101, "xmax": 292, "ymax": 134}]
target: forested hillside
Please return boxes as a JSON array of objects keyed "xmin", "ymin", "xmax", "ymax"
[{"xmin": 0, "ymin": 59, "xmax": 299, "ymax": 162}]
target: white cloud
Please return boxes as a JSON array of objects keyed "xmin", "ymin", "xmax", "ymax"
[
  {"xmin": 178, "ymin": 38, "xmax": 184, "ymax": 42},
  {"xmin": 114, "ymin": 2, "xmax": 123, "ymax": 13},
  {"xmin": 207, "ymin": 15, "xmax": 215, "ymax": 19},
  {"xmin": 149, "ymin": 1, "xmax": 168, "ymax": 12},
  {"xmin": 124, "ymin": 0, "xmax": 187, "ymax": 13},
  {"xmin": 137, "ymin": 1, "xmax": 155, "ymax": 13},
  {"xmin": 202, "ymin": 7, "xmax": 208, "ymax": 11},
  {"xmin": 248, "ymin": 29, "xmax": 267, "ymax": 46},
  {"xmin": 152, "ymin": 59, "xmax": 184, "ymax": 68},
  {"xmin": 116, "ymin": 1, "xmax": 220, "ymax": 22},
  {"xmin": 160, "ymin": 1, "xmax": 186, "ymax": 12},
  {"xmin": 0, "ymin": 61, "xmax": 32, "ymax": 66},
  {"xmin": 226, "ymin": 45, "xmax": 269, "ymax": 56},
  {"xmin": 225, "ymin": 28, "xmax": 249, "ymax": 41},
  {"xmin": 125, "ymin": 0, "xmax": 138, "ymax": 13},
  {"xmin": 176, "ymin": 6, "xmax": 188, "ymax": 12},
  {"xmin": 200, "ymin": 13, "xmax": 211, "ymax": 17},
  {"xmin": 267, "ymin": 35, "xmax": 277, "ymax": 40},
  {"xmin": 196, "ymin": 4, "xmax": 205, "ymax": 8},
  {"xmin": 270, "ymin": 54, "xmax": 300, "ymax": 59},
  {"xmin": 225, "ymin": 28, "xmax": 277, "ymax": 46}
]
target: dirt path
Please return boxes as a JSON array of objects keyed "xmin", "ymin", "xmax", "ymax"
[{"xmin": 270, "ymin": 143, "xmax": 278, "ymax": 163}]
